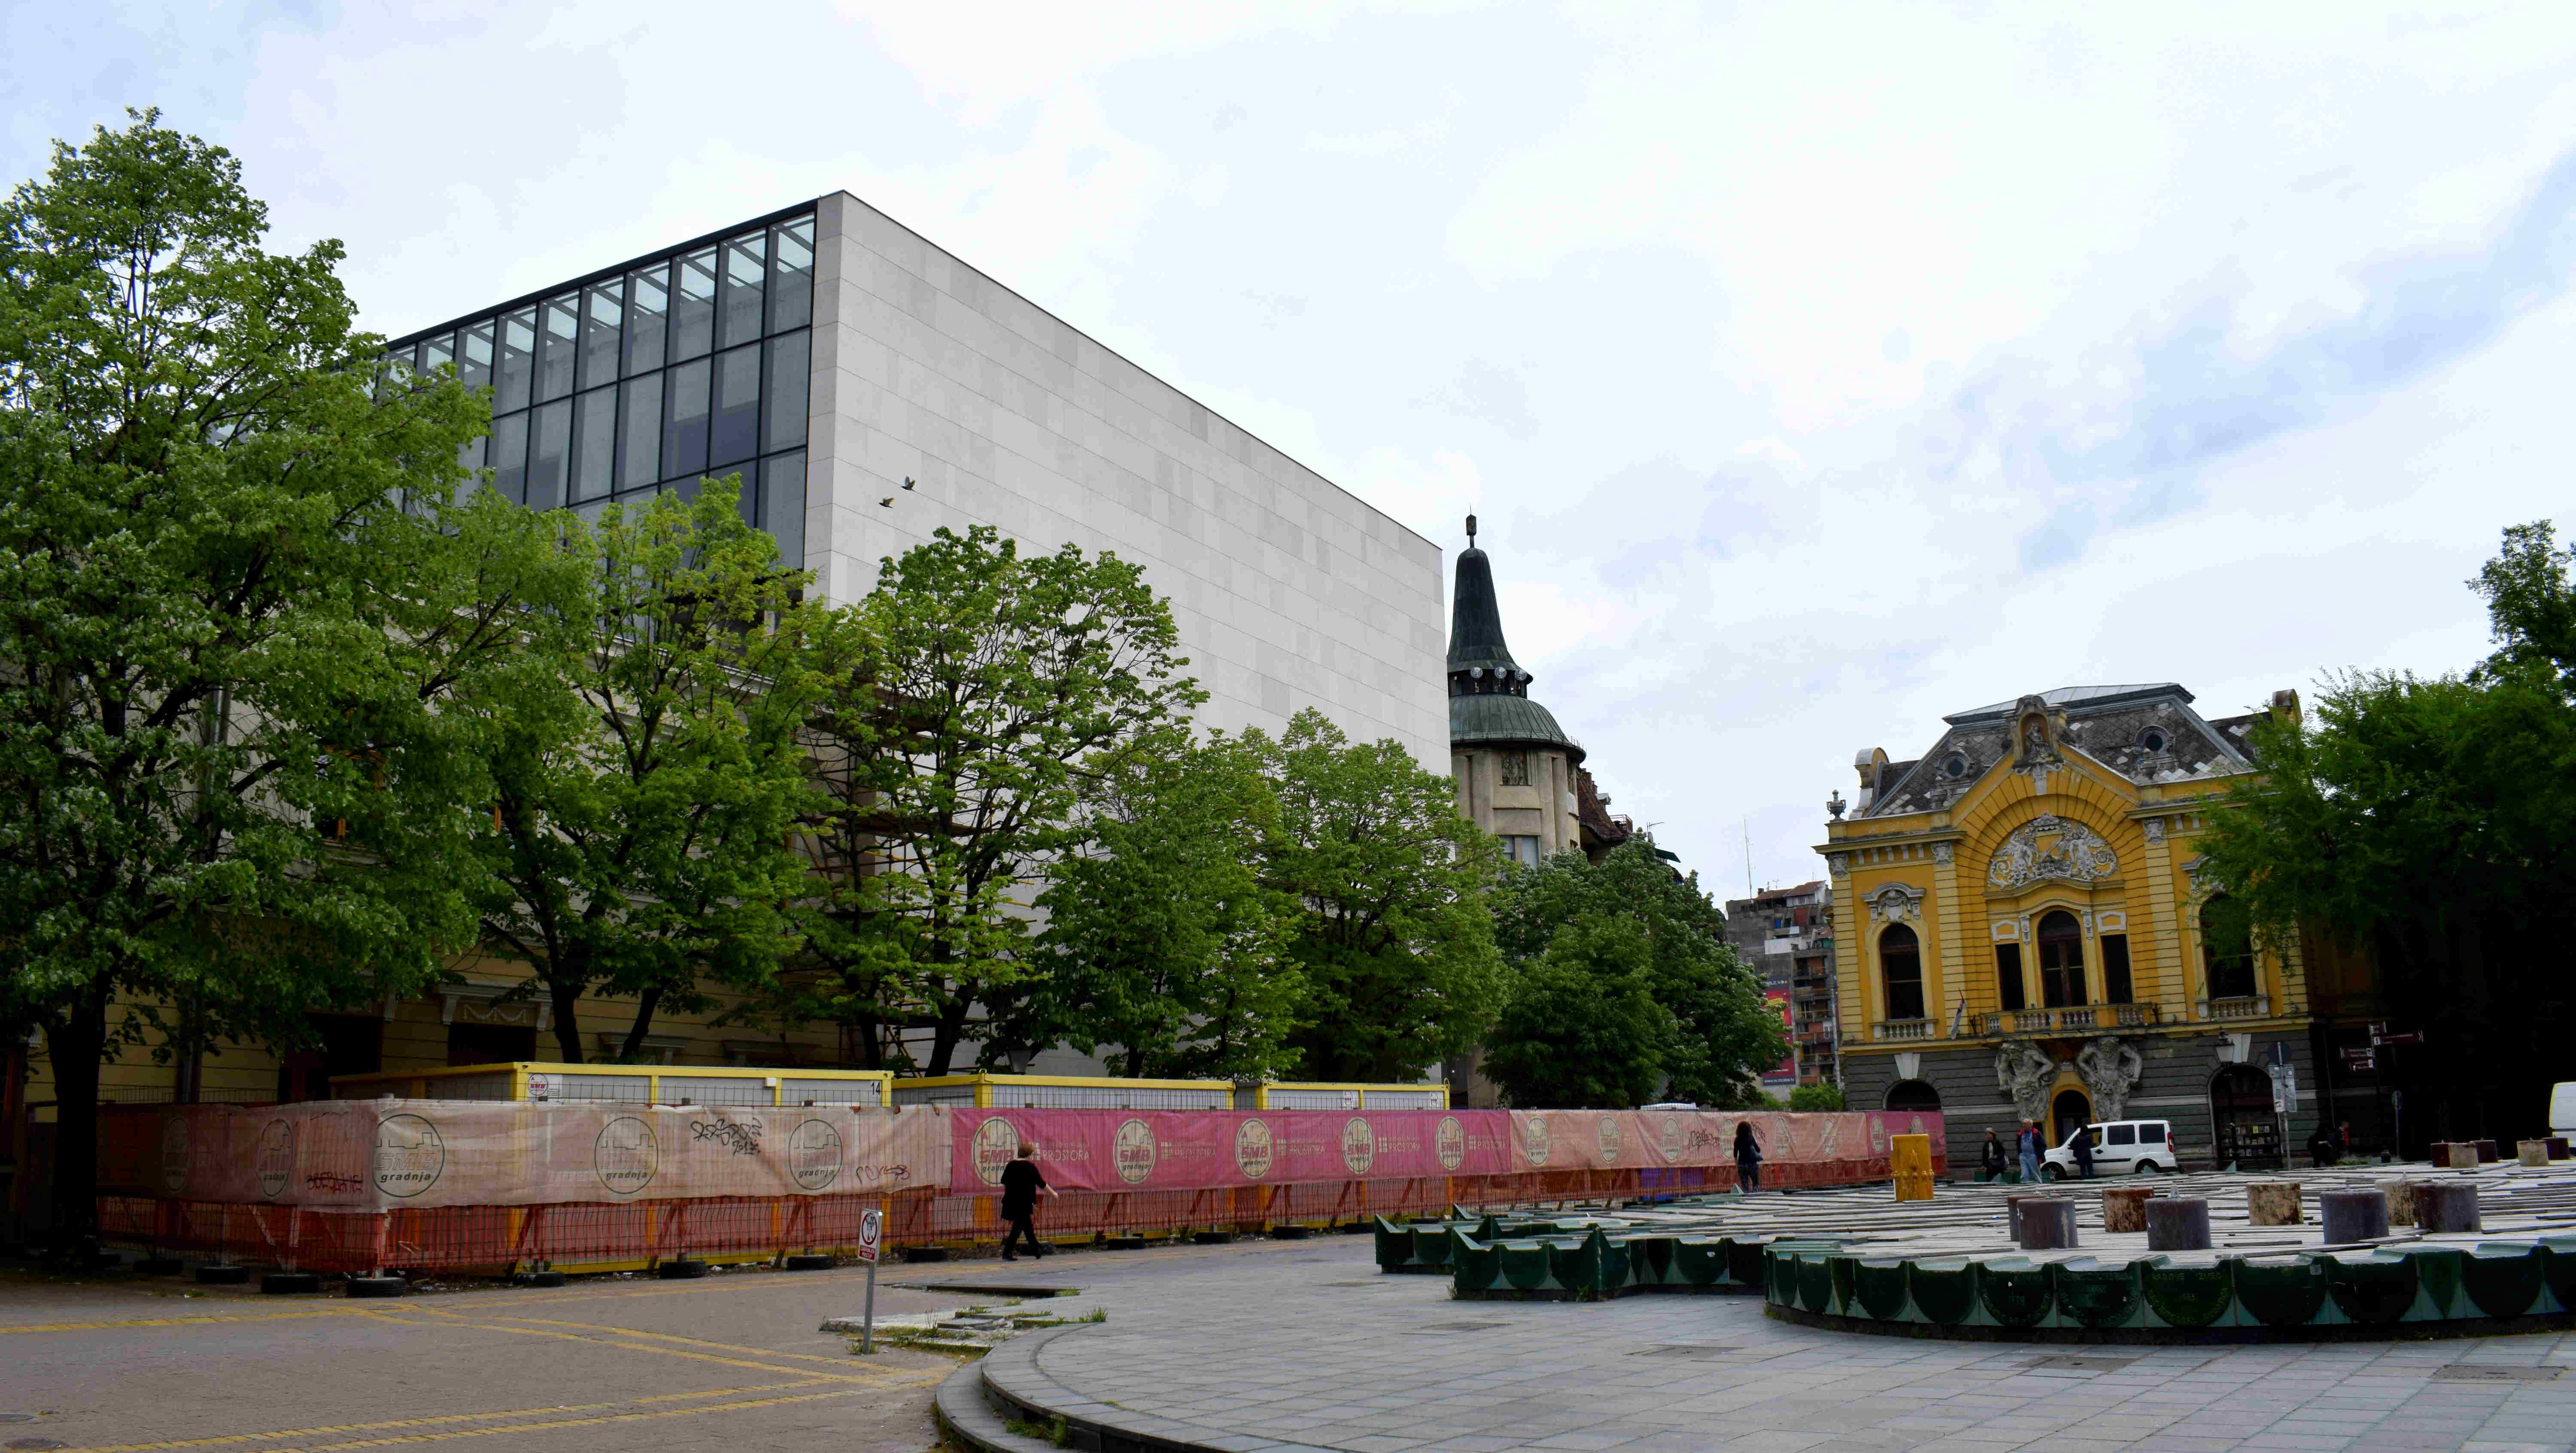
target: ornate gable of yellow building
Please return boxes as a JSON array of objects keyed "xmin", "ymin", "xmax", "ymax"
[{"xmin": 1822, "ymin": 683, "xmax": 2302, "ymax": 1059}]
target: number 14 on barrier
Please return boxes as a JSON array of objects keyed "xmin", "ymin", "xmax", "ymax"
[{"xmin": 856, "ymin": 1208, "xmax": 882, "ymax": 1354}]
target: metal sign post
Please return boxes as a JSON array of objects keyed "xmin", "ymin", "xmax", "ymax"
[{"xmin": 856, "ymin": 1207, "xmax": 883, "ymax": 1354}]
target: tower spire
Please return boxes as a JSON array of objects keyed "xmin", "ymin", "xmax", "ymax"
[
  {"xmin": 1447, "ymin": 522, "xmax": 1520, "ymax": 678},
  {"xmin": 1446, "ymin": 520, "xmax": 1582, "ymax": 762}
]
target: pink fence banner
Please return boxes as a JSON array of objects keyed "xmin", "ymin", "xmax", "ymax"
[
  {"xmin": 946, "ymin": 1108, "xmax": 1515, "ymax": 1193},
  {"xmin": 100, "ymin": 1102, "xmax": 377, "ymax": 1209},
  {"xmin": 1506, "ymin": 1110, "xmax": 1948, "ymax": 1176},
  {"xmin": 100, "ymin": 1101, "xmax": 949, "ymax": 1209}
]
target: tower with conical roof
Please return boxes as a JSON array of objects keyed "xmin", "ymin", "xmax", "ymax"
[{"xmin": 1448, "ymin": 516, "xmax": 1584, "ymax": 866}]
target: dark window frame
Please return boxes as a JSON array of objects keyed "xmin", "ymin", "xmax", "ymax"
[
  {"xmin": 2036, "ymin": 909, "xmax": 2086, "ymax": 1008},
  {"xmin": 378, "ymin": 213, "xmax": 816, "ymax": 557},
  {"xmin": 1879, "ymin": 923, "xmax": 1925, "ymax": 1022},
  {"xmin": 1994, "ymin": 942, "xmax": 2025, "ymax": 1012},
  {"xmin": 2202, "ymin": 896, "xmax": 2258, "ymax": 1000},
  {"xmin": 2099, "ymin": 932, "xmax": 2134, "ymax": 1005}
]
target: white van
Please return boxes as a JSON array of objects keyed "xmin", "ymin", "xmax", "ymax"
[{"xmin": 2041, "ymin": 1119, "xmax": 2177, "ymax": 1178}]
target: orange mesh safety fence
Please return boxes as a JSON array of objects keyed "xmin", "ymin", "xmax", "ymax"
[
  {"xmin": 97, "ymin": 1165, "xmax": 1836, "ymax": 1273},
  {"xmin": 91, "ymin": 1102, "xmax": 1943, "ymax": 1272}
]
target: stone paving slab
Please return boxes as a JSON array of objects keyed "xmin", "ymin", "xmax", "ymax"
[{"xmin": 960, "ymin": 1235, "xmax": 2576, "ymax": 1453}]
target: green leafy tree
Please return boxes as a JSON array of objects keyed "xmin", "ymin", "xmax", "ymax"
[
  {"xmin": 1016, "ymin": 735, "xmax": 1301, "ymax": 1079},
  {"xmin": 2200, "ymin": 520, "xmax": 2576, "ymax": 1147},
  {"xmin": 1788, "ymin": 1083, "xmax": 1845, "ymax": 1112},
  {"xmin": 468, "ymin": 480, "xmax": 825, "ymax": 1062},
  {"xmin": 1481, "ymin": 916, "xmax": 1667, "ymax": 1107},
  {"xmin": 1489, "ymin": 840, "xmax": 1783, "ymax": 1103},
  {"xmin": 1258, "ymin": 709, "xmax": 1504, "ymax": 1081},
  {"xmin": 0, "ymin": 113, "xmax": 562, "ymax": 1239},
  {"xmin": 793, "ymin": 526, "xmax": 1202, "ymax": 1073}
]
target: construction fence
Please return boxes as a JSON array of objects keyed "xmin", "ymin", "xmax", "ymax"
[{"xmin": 90, "ymin": 1101, "xmax": 1944, "ymax": 1273}]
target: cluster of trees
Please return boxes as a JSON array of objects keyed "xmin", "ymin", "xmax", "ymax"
[
  {"xmin": 0, "ymin": 117, "xmax": 1791, "ymax": 1244},
  {"xmin": 2201, "ymin": 522, "xmax": 2576, "ymax": 1146},
  {"xmin": 1483, "ymin": 842, "xmax": 1783, "ymax": 1109}
]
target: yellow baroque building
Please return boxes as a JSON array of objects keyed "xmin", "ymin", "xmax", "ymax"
[{"xmin": 1819, "ymin": 684, "xmax": 2372, "ymax": 1172}]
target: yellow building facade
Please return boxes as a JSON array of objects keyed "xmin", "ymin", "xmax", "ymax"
[{"xmin": 1820, "ymin": 684, "xmax": 2355, "ymax": 1171}]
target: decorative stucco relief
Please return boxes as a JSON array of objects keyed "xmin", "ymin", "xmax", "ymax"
[
  {"xmin": 1986, "ymin": 814, "xmax": 2120, "ymax": 891},
  {"xmin": 1995, "ymin": 1040, "xmax": 2056, "ymax": 1121},
  {"xmin": 2075, "ymin": 1036, "xmax": 2146, "ymax": 1120},
  {"xmin": 1866, "ymin": 884, "xmax": 1925, "ymax": 924}
]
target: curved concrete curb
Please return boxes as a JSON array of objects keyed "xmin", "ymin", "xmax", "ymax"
[
  {"xmin": 963, "ymin": 1323, "xmax": 1341, "ymax": 1453},
  {"xmin": 933, "ymin": 1357, "xmax": 1062, "ymax": 1453}
]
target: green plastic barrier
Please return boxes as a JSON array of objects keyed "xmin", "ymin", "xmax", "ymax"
[
  {"xmin": 2322, "ymin": 1250, "xmax": 2418, "ymax": 1325},
  {"xmin": 1906, "ymin": 1258, "xmax": 1978, "ymax": 1325},
  {"xmin": 1436, "ymin": 1213, "xmax": 2576, "ymax": 1332},
  {"xmin": 2463, "ymin": 1243, "xmax": 2544, "ymax": 1318},
  {"xmin": 2400, "ymin": 1244, "xmax": 2466, "ymax": 1319},
  {"xmin": 2230, "ymin": 1258, "xmax": 2329, "ymax": 1327},
  {"xmin": 1978, "ymin": 1258, "xmax": 2053, "ymax": 1328},
  {"xmin": 2054, "ymin": 1258, "xmax": 2144, "ymax": 1329},
  {"xmin": 1852, "ymin": 1258, "xmax": 1911, "ymax": 1320}
]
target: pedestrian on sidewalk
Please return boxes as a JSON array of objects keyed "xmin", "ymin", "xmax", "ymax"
[
  {"xmin": 2071, "ymin": 1122, "xmax": 2096, "ymax": 1179},
  {"xmin": 1001, "ymin": 1140, "xmax": 1058, "ymax": 1261},
  {"xmin": 2015, "ymin": 1118, "xmax": 2042, "ymax": 1184},
  {"xmin": 1733, "ymin": 1120, "xmax": 1764, "ymax": 1193},
  {"xmin": 1980, "ymin": 1129, "xmax": 2007, "ymax": 1182}
]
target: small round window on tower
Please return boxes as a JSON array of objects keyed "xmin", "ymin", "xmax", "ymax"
[
  {"xmin": 2139, "ymin": 727, "xmax": 2170, "ymax": 754},
  {"xmin": 1940, "ymin": 752, "xmax": 1968, "ymax": 779}
]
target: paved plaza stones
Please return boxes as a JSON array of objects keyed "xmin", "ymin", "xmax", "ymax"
[{"xmin": 934, "ymin": 1189, "xmax": 2576, "ymax": 1453}]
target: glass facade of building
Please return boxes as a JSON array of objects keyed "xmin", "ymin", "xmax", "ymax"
[{"xmin": 386, "ymin": 208, "xmax": 816, "ymax": 568}]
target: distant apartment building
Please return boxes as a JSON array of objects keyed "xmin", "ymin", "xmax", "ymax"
[{"xmin": 1723, "ymin": 881, "xmax": 1836, "ymax": 1095}]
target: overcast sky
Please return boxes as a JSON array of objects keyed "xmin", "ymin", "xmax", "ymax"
[{"xmin": 12, "ymin": 3, "xmax": 2576, "ymax": 898}]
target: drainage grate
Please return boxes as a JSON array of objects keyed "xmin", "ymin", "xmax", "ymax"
[
  {"xmin": 1420, "ymin": 1320, "xmax": 1513, "ymax": 1331},
  {"xmin": 1630, "ymin": 1344, "xmax": 1742, "ymax": 1358},
  {"xmin": 2019, "ymin": 1355, "xmax": 2138, "ymax": 1374},
  {"xmin": 2434, "ymin": 1365, "xmax": 2563, "ymax": 1383}
]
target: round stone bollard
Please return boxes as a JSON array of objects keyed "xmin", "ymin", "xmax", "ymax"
[
  {"xmin": 2102, "ymin": 1185, "xmax": 2158, "ymax": 1233},
  {"xmin": 2246, "ymin": 1180, "xmax": 2303, "ymax": 1226},
  {"xmin": 2017, "ymin": 1198, "xmax": 2079, "ymax": 1251},
  {"xmin": 2145, "ymin": 1197, "xmax": 2213, "ymax": 1251},
  {"xmin": 2005, "ymin": 1193, "xmax": 2043, "ymax": 1239},
  {"xmin": 2415, "ymin": 1182, "xmax": 2482, "ymax": 1234},
  {"xmin": 2320, "ymin": 1188, "xmax": 2391, "ymax": 1244},
  {"xmin": 2381, "ymin": 1180, "xmax": 2419, "ymax": 1227},
  {"xmin": 2550, "ymin": 1137, "xmax": 2571, "ymax": 1160},
  {"xmin": 2439, "ymin": 1142, "xmax": 2479, "ymax": 1170},
  {"xmin": 2474, "ymin": 1139, "xmax": 2500, "ymax": 1164},
  {"xmin": 2519, "ymin": 1140, "xmax": 2550, "ymax": 1168}
]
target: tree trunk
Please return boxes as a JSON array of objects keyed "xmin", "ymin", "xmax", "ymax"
[
  {"xmin": 617, "ymin": 985, "xmax": 665, "ymax": 1064},
  {"xmin": 548, "ymin": 977, "xmax": 586, "ymax": 1063},
  {"xmin": 848, "ymin": 1014, "xmax": 885, "ymax": 1070},
  {"xmin": 44, "ymin": 982, "xmax": 111, "ymax": 1250},
  {"xmin": 925, "ymin": 998, "xmax": 972, "ymax": 1076}
]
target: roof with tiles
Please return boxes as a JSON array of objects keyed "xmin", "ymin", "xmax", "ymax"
[{"xmin": 1861, "ymin": 683, "xmax": 2276, "ymax": 818}]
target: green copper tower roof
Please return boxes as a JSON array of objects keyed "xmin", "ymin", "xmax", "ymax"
[{"xmin": 1447, "ymin": 516, "xmax": 1582, "ymax": 763}]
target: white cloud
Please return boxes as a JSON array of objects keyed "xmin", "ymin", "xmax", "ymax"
[{"xmin": 11, "ymin": 1, "xmax": 2576, "ymax": 894}]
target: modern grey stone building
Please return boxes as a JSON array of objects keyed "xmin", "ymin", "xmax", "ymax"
[{"xmin": 382, "ymin": 194, "xmax": 1447, "ymax": 764}]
